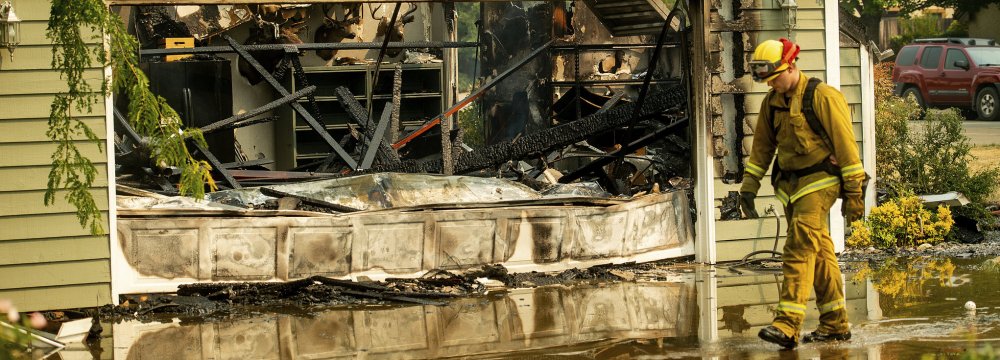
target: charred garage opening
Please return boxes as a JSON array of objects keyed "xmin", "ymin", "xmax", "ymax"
[{"xmin": 111, "ymin": 1, "xmax": 695, "ymax": 199}]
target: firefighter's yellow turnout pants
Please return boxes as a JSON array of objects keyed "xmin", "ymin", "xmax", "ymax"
[{"xmin": 772, "ymin": 181, "xmax": 849, "ymax": 340}]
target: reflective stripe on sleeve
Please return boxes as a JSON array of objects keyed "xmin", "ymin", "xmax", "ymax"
[
  {"xmin": 746, "ymin": 162, "xmax": 767, "ymax": 178},
  {"xmin": 841, "ymin": 163, "xmax": 864, "ymax": 177}
]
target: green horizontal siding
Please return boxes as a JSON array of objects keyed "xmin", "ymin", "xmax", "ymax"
[
  {"xmin": 716, "ymin": 218, "xmax": 789, "ymax": 241},
  {"xmin": 0, "ymin": 212, "xmax": 109, "ymax": 241},
  {"xmin": 0, "ymin": 69, "xmax": 105, "ymax": 95},
  {"xmin": 0, "ymin": 94, "xmax": 104, "ymax": 119},
  {"xmin": 841, "ymin": 85, "xmax": 862, "ymax": 103},
  {"xmin": 0, "ymin": 117, "xmax": 108, "ymax": 143},
  {"xmin": 16, "ymin": 1, "xmax": 58, "ymax": 22},
  {"xmin": 0, "ymin": 45, "xmax": 104, "ymax": 71},
  {"xmin": 0, "ymin": 164, "xmax": 109, "ymax": 191},
  {"xmin": 716, "ymin": 236, "xmax": 788, "ymax": 262},
  {"xmin": 0, "ymin": 141, "xmax": 106, "ymax": 167},
  {"xmin": 0, "ymin": 284, "xmax": 112, "ymax": 312},
  {"xmin": 18, "ymin": 22, "xmax": 102, "ymax": 46},
  {"xmin": 0, "ymin": 0, "xmax": 112, "ymax": 312},
  {"xmin": 0, "ymin": 236, "xmax": 110, "ymax": 266},
  {"xmin": 841, "ymin": 49, "xmax": 861, "ymax": 66},
  {"xmin": 0, "ymin": 189, "xmax": 110, "ymax": 216},
  {"xmin": 840, "ymin": 67, "xmax": 862, "ymax": 85},
  {"xmin": 0, "ymin": 259, "xmax": 110, "ymax": 290}
]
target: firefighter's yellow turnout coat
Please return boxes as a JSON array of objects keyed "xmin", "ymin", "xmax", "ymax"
[{"xmin": 740, "ymin": 72, "xmax": 865, "ymax": 339}]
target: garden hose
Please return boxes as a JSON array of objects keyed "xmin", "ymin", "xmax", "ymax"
[{"xmin": 733, "ymin": 205, "xmax": 783, "ymax": 268}]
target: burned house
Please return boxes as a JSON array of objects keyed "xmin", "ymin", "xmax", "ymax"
[{"xmin": 0, "ymin": 0, "xmax": 878, "ymax": 311}]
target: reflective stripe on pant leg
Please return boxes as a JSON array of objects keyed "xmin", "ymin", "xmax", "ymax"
[
  {"xmin": 818, "ymin": 299, "xmax": 846, "ymax": 314},
  {"xmin": 807, "ymin": 185, "xmax": 851, "ymax": 333},
  {"xmin": 778, "ymin": 301, "xmax": 808, "ymax": 315},
  {"xmin": 772, "ymin": 179, "xmax": 823, "ymax": 339}
]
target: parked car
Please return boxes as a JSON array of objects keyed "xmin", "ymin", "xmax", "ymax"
[{"xmin": 892, "ymin": 37, "xmax": 1000, "ymax": 120}]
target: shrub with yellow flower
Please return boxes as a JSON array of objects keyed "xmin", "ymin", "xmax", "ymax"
[{"xmin": 847, "ymin": 193, "xmax": 954, "ymax": 249}]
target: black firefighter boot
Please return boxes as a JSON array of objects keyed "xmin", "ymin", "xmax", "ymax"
[
  {"xmin": 758, "ymin": 325, "xmax": 798, "ymax": 349},
  {"xmin": 802, "ymin": 330, "xmax": 852, "ymax": 343}
]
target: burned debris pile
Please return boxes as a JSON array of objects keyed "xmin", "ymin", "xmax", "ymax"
[
  {"xmin": 113, "ymin": 2, "xmax": 694, "ymax": 202},
  {"xmin": 96, "ymin": 262, "xmax": 685, "ymax": 322}
]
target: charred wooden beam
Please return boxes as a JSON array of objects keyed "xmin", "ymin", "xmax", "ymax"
[
  {"xmin": 368, "ymin": 85, "xmax": 688, "ymax": 175},
  {"xmin": 559, "ymin": 117, "xmax": 689, "ymax": 184},
  {"xmin": 219, "ymin": 159, "xmax": 275, "ymax": 170},
  {"xmin": 200, "ymin": 85, "xmax": 316, "ymax": 134},
  {"xmin": 337, "ymin": 289, "xmax": 447, "ymax": 306},
  {"xmin": 331, "ymin": 87, "xmax": 400, "ymax": 169},
  {"xmin": 259, "ymin": 187, "xmax": 361, "ymax": 213},
  {"xmin": 361, "ymin": 104, "xmax": 395, "ymax": 169},
  {"xmin": 224, "ymin": 34, "xmax": 358, "ymax": 169},
  {"xmin": 140, "ymin": 41, "xmax": 478, "ymax": 57},
  {"xmin": 188, "ymin": 139, "xmax": 241, "ymax": 189}
]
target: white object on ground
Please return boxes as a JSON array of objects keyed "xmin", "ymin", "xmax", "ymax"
[
  {"xmin": 966, "ymin": 301, "xmax": 977, "ymax": 311},
  {"xmin": 917, "ymin": 191, "xmax": 970, "ymax": 207}
]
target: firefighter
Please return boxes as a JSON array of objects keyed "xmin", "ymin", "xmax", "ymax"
[{"xmin": 740, "ymin": 38, "xmax": 866, "ymax": 349}]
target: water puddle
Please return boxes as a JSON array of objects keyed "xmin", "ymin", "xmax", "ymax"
[{"xmin": 99, "ymin": 256, "xmax": 1000, "ymax": 359}]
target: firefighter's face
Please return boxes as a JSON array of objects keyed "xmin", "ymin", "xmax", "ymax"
[{"xmin": 767, "ymin": 65, "xmax": 798, "ymax": 94}]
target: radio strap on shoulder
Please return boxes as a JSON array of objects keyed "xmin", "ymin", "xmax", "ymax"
[{"xmin": 801, "ymin": 77, "xmax": 835, "ymax": 152}]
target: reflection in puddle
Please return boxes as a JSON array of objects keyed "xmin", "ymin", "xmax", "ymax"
[
  {"xmin": 111, "ymin": 257, "xmax": 1000, "ymax": 359},
  {"xmin": 116, "ymin": 282, "xmax": 699, "ymax": 359}
]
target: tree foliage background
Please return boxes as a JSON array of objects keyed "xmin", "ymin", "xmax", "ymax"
[{"xmin": 840, "ymin": 0, "xmax": 1000, "ymax": 45}]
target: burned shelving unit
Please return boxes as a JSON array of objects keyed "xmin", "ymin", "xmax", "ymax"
[{"xmin": 275, "ymin": 62, "xmax": 444, "ymax": 170}]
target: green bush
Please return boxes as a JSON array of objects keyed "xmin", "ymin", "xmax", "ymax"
[
  {"xmin": 943, "ymin": 19, "xmax": 969, "ymax": 37},
  {"xmin": 873, "ymin": 64, "xmax": 1000, "ymax": 220}
]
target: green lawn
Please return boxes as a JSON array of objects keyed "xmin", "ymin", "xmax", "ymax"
[{"xmin": 970, "ymin": 144, "xmax": 1000, "ymax": 205}]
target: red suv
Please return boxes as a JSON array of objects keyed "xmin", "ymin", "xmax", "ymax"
[{"xmin": 892, "ymin": 37, "xmax": 1000, "ymax": 120}]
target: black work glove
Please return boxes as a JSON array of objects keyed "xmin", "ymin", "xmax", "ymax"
[{"xmin": 739, "ymin": 191, "xmax": 759, "ymax": 219}]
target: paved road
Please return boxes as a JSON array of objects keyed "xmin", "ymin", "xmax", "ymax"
[{"xmin": 909, "ymin": 120, "xmax": 1000, "ymax": 146}]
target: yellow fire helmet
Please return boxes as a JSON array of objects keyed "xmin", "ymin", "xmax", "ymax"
[{"xmin": 750, "ymin": 38, "xmax": 800, "ymax": 82}]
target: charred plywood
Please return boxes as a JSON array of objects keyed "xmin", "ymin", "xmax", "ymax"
[
  {"xmin": 115, "ymin": 191, "xmax": 694, "ymax": 294},
  {"xmin": 574, "ymin": 211, "xmax": 628, "ymax": 259},
  {"xmin": 288, "ymin": 226, "xmax": 352, "ymax": 278},
  {"xmin": 436, "ymin": 220, "xmax": 496, "ymax": 270},
  {"xmin": 504, "ymin": 216, "xmax": 565, "ymax": 264},
  {"xmin": 360, "ymin": 222, "xmax": 426, "ymax": 274},
  {"xmin": 212, "ymin": 227, "xmax": 278, "ymax": 280},
  {"xmin": 131, "ymin": 229, "xmax": 199, "ymax": 279}
]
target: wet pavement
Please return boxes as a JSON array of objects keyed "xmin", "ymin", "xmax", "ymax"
[{"xmin": 79, "ymin": 256, "xmax": 1000, "ymax": 359}]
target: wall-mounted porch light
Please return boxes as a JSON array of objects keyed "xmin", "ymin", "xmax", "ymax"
[
  {"xmin": 0, "ymin": 1, "xmax": 21, "ymax": 61},
  {"xmin": 781, "ymin": 0, "xmax": 798, "ymax": 36}
]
